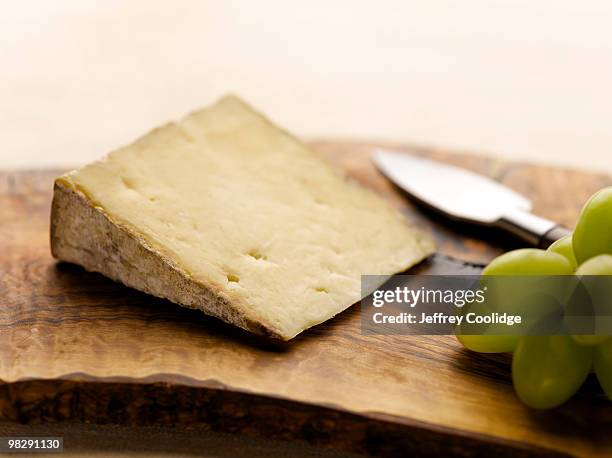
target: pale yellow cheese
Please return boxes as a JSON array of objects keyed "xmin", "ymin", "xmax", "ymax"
[{"xmin": 54, "ymin": 95, "xmax": 433, "ymax": 339}]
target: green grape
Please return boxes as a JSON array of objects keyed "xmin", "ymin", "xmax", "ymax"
[
  {"xmin": 482, "ymin": 249, "xmax": 573, "ymax": 276},
  {"xmin": 594, "ymin": 338, "xmax": 612, "ymax": 400},
  {"xmin": 573, "ymin": 187, "xmax": 612, "ymax": 265},
  {"xmin": 512, "ymin": 335, "xmax": 592, "ymax": 409},
  {"xmin": 457, "ymin": 291, "xmax": 562, "ymax": 353},
  {"xmin": 571, "ymin": 255, "xmax": 612, "ymax": 346},
  {"xmin": 456, "ymin": 298, "xmax": 519, "ymax": 353},
  {"xmin": 484, "ymin": 249, "xmax": 573, "ymax": 318},
  {"xmin": 456, "ymin": 249, "xmax": 572, "ymax": 353},
  {"xmin": 573, "ymin": 335, "xmax": 611, "ymax": 346},
  {"xmin": 547, "ymin": 234, "xmax": 577, "ymax": 271},
  {"xmin": 456, "ymin": 334, "xmax": 519, "ymax": 353},
  {"xmin": 577, "ymin": 254, "xmax": 612, "ymax": 275}
]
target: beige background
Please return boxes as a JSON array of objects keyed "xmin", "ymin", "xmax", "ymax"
[{"xmin": 1, "ymin": 0, "xmax": 611, "ymax": 173}]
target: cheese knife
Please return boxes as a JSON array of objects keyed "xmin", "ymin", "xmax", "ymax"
[{"xmin": 372, "ymin": 149, "xmax": 570, "ymax": 249}]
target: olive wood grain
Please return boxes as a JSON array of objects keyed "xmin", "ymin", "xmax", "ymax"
[{"xmin": 0, "ymin": 141, "xmax": 611, "ymax": 457}]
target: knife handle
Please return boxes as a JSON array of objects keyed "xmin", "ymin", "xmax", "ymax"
[
  {"xmin": 538, "ymin": 225, "xmax": 572, "ymax": 249},
  {"xmin": 498, "ymin": 208, "xmax": 570, "ymax": 249}
]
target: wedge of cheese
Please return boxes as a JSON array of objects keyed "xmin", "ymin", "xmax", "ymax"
[{"xmin": 51, "ymin": 95, "xmax": 434, "ymax": 340}]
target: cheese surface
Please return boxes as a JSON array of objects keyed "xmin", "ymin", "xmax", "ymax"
[{"xmin": 56, "ymin": 95, "xmax": 433, "ymax": 339}]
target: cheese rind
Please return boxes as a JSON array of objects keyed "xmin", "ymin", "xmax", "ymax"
[{"xmin": 51, "ymin": 95, "xmax": 434, "ymax": 340}]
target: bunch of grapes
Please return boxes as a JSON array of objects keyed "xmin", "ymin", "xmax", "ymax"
[{"xmin": 456, "ymin": 187, "xmax": 612, "ymax": 409}]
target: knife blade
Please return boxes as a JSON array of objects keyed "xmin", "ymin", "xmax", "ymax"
[{"xmin": 372, "ymin": 149, "xmax": 570, "ymax": 248}]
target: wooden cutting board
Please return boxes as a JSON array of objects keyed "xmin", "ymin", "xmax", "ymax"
[{"xmin": 1, "ymin": 141, "xmax": 611, "ymax": 457}]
